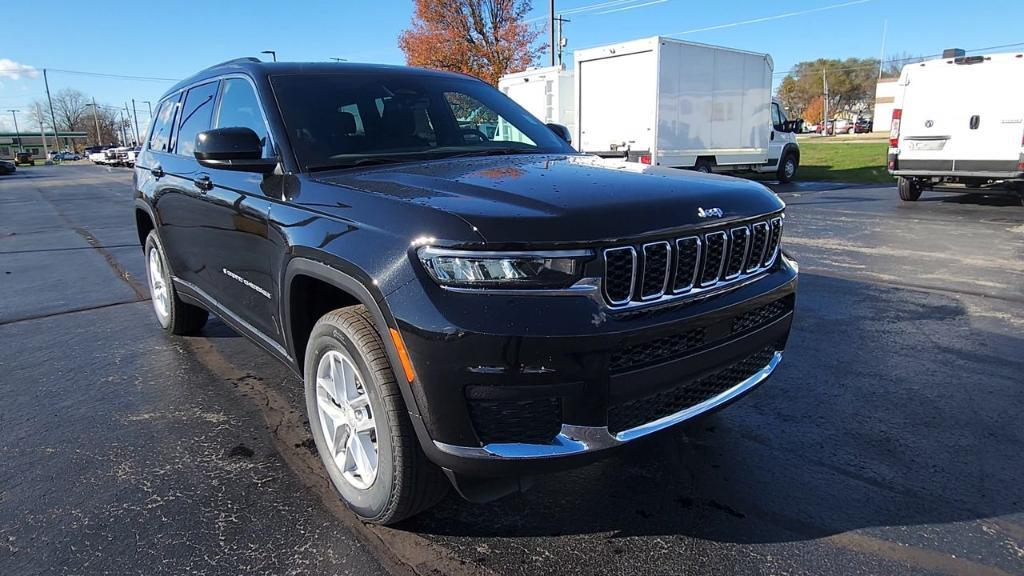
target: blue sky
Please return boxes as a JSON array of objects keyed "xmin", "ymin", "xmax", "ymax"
[{"xmin": 1, "ymin": 0, "xmax": 1021, "ymax": 134}]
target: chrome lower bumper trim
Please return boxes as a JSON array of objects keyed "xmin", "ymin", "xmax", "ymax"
[{"xmin": 433, "ymin": 351, "xmax": 783, "ymax": 460}]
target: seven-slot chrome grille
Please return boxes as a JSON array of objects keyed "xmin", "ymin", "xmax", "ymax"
[{"xmin": 602, "ymin": 216, "xmax": 782, "ymax": 307}]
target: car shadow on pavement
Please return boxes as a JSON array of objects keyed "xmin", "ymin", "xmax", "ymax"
[{"xmin": 401, "ymin": 272, "xmax": 1024, "ymax": 545}]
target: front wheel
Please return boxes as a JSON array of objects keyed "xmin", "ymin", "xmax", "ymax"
[
  {"xmin": 898, "ymin": 177, "xmax": 922, "ymax": 201},
  {"xmin": 304, "ymin": 306, "xmax": 447, "ymax": 524},
  {"xmin": 777, "ymin": 152, "xmax": 798, "ymax": 183}
]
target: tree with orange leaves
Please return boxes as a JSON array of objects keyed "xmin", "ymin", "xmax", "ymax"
[{"xmin": 399, "ymin": 0, "xmax": 544, "ymax": 86}]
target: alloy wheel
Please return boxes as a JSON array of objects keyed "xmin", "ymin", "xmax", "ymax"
[{"xmin": 315, "ymin": 350, "xmax": 379, "ymax": 490}]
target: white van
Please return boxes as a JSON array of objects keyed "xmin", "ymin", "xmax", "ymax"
[{"xmin": 888, "ymin": 49, "xmax": 1024, "ymax": 201}]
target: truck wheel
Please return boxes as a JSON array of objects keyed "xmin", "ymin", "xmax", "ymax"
[
  {"xmin": 777, "ymin": 153, "xmax": 798, "ymax": 183},
  {"xmin": 693, "ymin": 158, "xmax": 713, "ymax": 174},
  {"xmin": 304, "ymin": 306, "xmax": 448, "ymax": 525},
  {"xmin": 898, "ymin": 177, "xmax": 922, "ymax": 201},
  {"xmin": 144, "ymin": 231, "xmax": 208, "ymax": 334}
]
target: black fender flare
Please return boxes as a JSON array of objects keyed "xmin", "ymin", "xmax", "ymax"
[
  {"xmin": 781, "ymin": 143, "xmax": 800, "ymax": 162},
  {"xmin": 282, "ymin": 257, "xmax": 423, "ymax": 422}
]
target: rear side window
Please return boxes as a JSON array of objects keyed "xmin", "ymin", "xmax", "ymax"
[
  {"xmin": 175, "ymin": 81, "xmax": 219, "ymax": 157},
  {"xmin": 148, "ymin": 97, "xmax": 178, "ymax": 153},
  {"xmin": 214, "ymin": 78, "xmax": 270, "ymax": 156}
]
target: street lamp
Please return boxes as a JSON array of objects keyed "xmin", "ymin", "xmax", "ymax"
[
  {"xmin": 85, "ymin": 101, "xmax": 103, "ymax": 146},
  {"xmin": 142, "ymin": 100, "xmax": 153, "ymax": 118},
  {"xmin": 7, "ymin": 110, "xmax": 22, "ymax": 152},
  {"xmin": 261, "ymin": 50, "xmax": 277, "ymax": 62}
]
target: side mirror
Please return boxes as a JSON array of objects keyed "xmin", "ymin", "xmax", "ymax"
[
  {"xmin": 194, "ymin": 127, "xmax": 277, "ymax": 173},
  {"xmin": 546, "ymin": 123, "xmax": 572, "ymax": 145}
]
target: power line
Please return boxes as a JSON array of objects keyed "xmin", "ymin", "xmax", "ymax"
[
  {"xmin": 666, "ymin": 0, "xmax": 870, "ymax": 37},
  {"xmin": 772, "ymin": 41, "xmax": 1024, "ymax": 77},
  {"xmin": 0, "ymin": 66, "xmax": 179, "ymax": 83}
]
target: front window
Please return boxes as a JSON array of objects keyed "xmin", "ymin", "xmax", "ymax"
[{"xmin": 270, "ymin": 72, "xmax": 573, "ymax": 171}]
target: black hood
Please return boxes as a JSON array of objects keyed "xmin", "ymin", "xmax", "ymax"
[{"xmin": 314, "ymin": 154, "xmax": 784, "ymax": 246}]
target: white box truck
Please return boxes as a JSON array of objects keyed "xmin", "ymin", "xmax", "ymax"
[
  {"xmin": 498, "ymin": 66, "xmax": 575, "ymax": 147},
  {"xmin": 888, "ymin": 49, "xmax": 1024, "ymax": 201},
  {"xmin": 572, "ymin": 36, "xmax": 800, "ymax": 182}
]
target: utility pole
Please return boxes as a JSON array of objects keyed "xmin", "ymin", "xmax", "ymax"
[
  {"xmin": 877, "ymin": 19, "xmax": 888, "ymax": 80},
  {"xmin": 131, "ymin": 99, "xmax": 141, "ymax": 144},
  {"xmin": 124, "ymin": 103, "xmax": 136, "ymax": 144},
  {"xmin": 555, "ymin": 15, "xmax": 571, "ymax": 67},
  {"xmin": 35, "ymin": 103, "xmax": 50, "ymax": 159},
  {"xmin": 89, "ymin": 99, "xmax": 102, "ymax": 146},
  {"xmin": 43, "ymin": 69, "xmax": 62, "ymax": 152},
  {"xmin": 329, "ymin": 57, "xmax": 347, "ymax": 62},
  {"xmin": 549, "ymin": 0, "xmax": 555, "ymax": 66},
  {"xmin": 7, "ymin": 110, "xmax": 22, "ymax": 152},
  {"xmin": 822, "ymin": 66, "xmax": 829, "ymax": 136}
]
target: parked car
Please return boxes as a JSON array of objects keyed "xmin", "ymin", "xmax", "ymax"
[
  {"xmin": 134, "ymin": 58, "xmax": 797, "ymax": 524},
  {"xmin": 889, "ymin": 48, "xmax": 1024, "ymax": 201},
  {"xmin": 854, "ymin": 118, "xmax": 873, "ymax": 133},
  {"xmin": 832, "ymin": 119, "xmax": 854, "ymax": 134},
  {"xmin": 13, "ymin": 151, "xmax": 33, "ymax": 166},
  {"xmin": 89, "ymin": 150, "xmax": 108, "ymax": 164},
  {"xmin": 52, "ymin": 151, "xmax": 81, "ymax": 161},
  {"xmin": 0, "ymin": 159, "xmax": 15, "ymax": 175}
]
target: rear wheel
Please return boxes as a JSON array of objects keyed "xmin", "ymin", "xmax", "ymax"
[
  {"xmin": 693, "ymin": 158, "xmax": 713, "ymax": 174},
  {"xmin": 144, "ymin": 231, "xmax": 208, "ymax": 334},
  {"xmin": 898, "ymin": 177, "xmax": 922, "ymax": 201},
  {"xmin": 304, "ymin": 306, "xmax": 447, "ymax": 524}
]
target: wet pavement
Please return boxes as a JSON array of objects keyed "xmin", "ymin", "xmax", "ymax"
[{"xmin": 1, "ymin": 165, "xmax": 1022, "ymax": 576}]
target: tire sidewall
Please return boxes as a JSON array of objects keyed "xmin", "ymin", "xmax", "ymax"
[
  {"xmin": 304, "ymin": 320, "xmax": 396, "ymax": 520},
  {"xmin": 778, "ymin": 153, "xmax": 797, "ymax": 183}
]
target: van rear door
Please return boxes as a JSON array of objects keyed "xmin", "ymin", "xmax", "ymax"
[
  {"xmin": 577, "ymin": 48, "xmax": 656, "ymax": 155},
  {"xmin": 899, "ymin": 55, "xmax": 1023, "ymax": 171}
]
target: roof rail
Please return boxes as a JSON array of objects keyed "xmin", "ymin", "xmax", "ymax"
[{"xmin": 204, "ymin": 57, "xmax": 262, "ymax": 70}]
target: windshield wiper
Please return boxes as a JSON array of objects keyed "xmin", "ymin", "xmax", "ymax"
[
  {"xmin": 307, "ymin": 157, "xmax": 411, "ymax": 172},
  {"xmin": 443, "ymin": 148, "xmax": 535, "ymax": 159}
]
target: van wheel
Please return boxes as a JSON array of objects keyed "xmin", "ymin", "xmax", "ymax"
[
  {"xmin": 693, "ymin": 158, "xmax": 713, "ymax": 174},
  {"xmin": 777, "ymin": 153, "xmax": 798, "ymax": 183},
  {"xmin": 304, "ymin": 306, "xmax": 448, "ymax": 525},
  {"xmin": 144, "ymin": 231, "xmax": 208, "ymax": 334},
  {"xmin": 898, "ymin": 177, "xmax": 922, "ymax": 201}
]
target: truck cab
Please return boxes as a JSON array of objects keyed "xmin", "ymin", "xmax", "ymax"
[{"xmin": 755, "ymin": 99, "xmax": 801, "ymax": 182}]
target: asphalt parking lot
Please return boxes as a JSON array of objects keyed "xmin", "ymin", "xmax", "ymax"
[{"xmin": 1, "ymin": 165, "xmax": 1022, "ymax": 576}]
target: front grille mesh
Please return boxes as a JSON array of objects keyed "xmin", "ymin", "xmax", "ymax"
[
  {"xmin": 602, "ymin": 216, "xmax": 783, "ymax": 307},
  {"xmin": 609, "ymin": 327, "xmax": 706, "ymax": 373},
  {"xmin": 467, "ymin": 397, "xmax": 561, "ymax": 445},
  {"xmin": 732, "ymin": 296, "xmax": 793, "ymax": 334},
  {"xmin": 607, "ymin": 345, "xmax": 777, "ymax": 433}
]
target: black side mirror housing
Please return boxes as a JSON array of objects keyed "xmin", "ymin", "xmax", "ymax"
[
  {"xmin": 194, "ymin": 127, "xmax": 277, "ymax": 173},
  {"xmin": 546, "ymin": 123, "xmax": 572, "ymax": 145}
]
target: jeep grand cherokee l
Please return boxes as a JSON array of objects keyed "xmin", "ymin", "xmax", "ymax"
[{"xmin": 133, "ymin": 58, "xmax": 797, "ymax": 524}]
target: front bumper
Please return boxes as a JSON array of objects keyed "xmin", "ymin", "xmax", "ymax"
[{"xmin": 386, "ymin": 254, "xmax": 797, "ymax": 477}]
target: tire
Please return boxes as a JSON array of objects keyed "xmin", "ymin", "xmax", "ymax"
[
  {"xmin": 776, "ymin": 152, "xmax": 798, "ymax": 183},
  {"xmin": 304, "ymin": 306, "xmax": 447, "ymax": 524},
  {"xmin": 847, "ymin": 127, "xmax": 855, "ymax": 134},
  {"xmin": 144, "ymin": 231, "xmax": 208, "ymax": 335},
  {"xmin": 898, "ymin": 177, "xmax": 922, "ymax": 201},
  {"xmin": 693, "ymin": 158, "xmax": 713, "ymax": 174}
]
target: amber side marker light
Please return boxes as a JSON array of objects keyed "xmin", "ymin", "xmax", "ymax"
[{"xmin": 389, "ymin": 328, "xmax": 416, "ymax": 383}]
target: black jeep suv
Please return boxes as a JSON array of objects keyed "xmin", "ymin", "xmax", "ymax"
[{"xmin": 133, "ymin": 58, "xmax": 797, "ymax": 524}]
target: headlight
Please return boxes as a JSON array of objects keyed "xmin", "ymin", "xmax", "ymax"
[{"xmin": 417, "ymin": 247, "xmax": 589, "ymax": 289}]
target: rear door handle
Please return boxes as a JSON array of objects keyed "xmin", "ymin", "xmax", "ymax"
[
  {"xmin": 195, "ymin": 173, "xmax": 214, "ymax": 192},
  {"xmin": 150, "ymin": 165, "xmax": 164, "ymax": 178}
]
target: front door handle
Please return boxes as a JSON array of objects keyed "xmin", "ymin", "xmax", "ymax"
[
  {"xmin": 150, "ymin": 165, "xmax": 164, "ymax": 178},
  {"xmin": 195, "ymin": 173, "xmax": 214, "ymax": 192}
]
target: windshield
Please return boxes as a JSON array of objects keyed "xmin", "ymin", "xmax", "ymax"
[{"xmin": 271, "ymin": 72, "xmax": 574, "ymax": 171}]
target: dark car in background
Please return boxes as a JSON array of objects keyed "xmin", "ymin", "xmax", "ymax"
[
  {"xmin": 854, "ymin": 118, "xmax": 873, "ymax": 133},
  {"xmin": 133, "ymin": 58, "xmax": 797, "ymax": 524}
]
